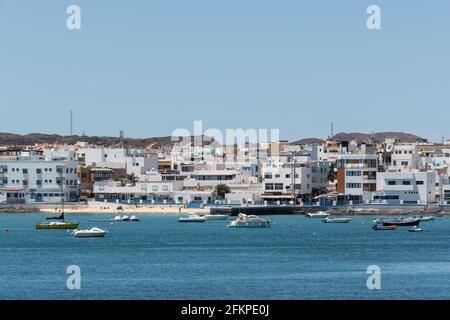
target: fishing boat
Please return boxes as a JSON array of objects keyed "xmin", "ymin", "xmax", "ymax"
[
  {"xmin": 178, "ymin": 214, "xmax": 207, "ymax": 223},
  {"xmin": 322, "ymin": 217, "xmax": 352, "ymax": 223},
  {"xmin": 382, "ymin": 217, "xmax": 421, "ymax": 227},
  {"xmin": 372, "ymin": 224, "xmax": 397, "ymax": 231},
  {"xmin": 202, "ymin": 214, "xmax": 228, "ymax": 220},
  {"xmin": 305, "ymin": 211, "xmax": 329, "ymax": 218},
  {"xmin": 71, "ymin": 227, "xmax": 108, "ymax": 238},
  {"xmin": 408, "ymin": 226, "xmax": 423, "ymax": 232},
  {"xmin": 36, "ymin": 221, "xmax": 79, "ymax": 230},
  {"xmin": 227, "ymin": 214, "xmax": 271, "ymax": 228}
]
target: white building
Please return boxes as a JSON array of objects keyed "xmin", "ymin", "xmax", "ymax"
[
  {"xmin": 0, "ymin": 153, "xmax": 79, "ymax": 203},
  {"xmin": 310, "ymin": 161, "xmax": 331, "ymax": 191},
  {"xmin": 388, "ymin": 144, "xmax": 420, "ymax": 172},
  {"xmin": 83, "ymin": 147, "xmax": 158, "ymax": 179},
  {"xmin": 373, "ymin": 171, "xmax": 436, "ymax": 204},
  {"xmin": 261, "ymin": 160, "xmax": 312, "ymax": 201},
  {"xmin": 93, "ymin": 180, "xmax": 183, "ymax": 203}
]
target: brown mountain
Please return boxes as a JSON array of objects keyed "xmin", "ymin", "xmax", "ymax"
[
  {"xmin": 331, "ymin": 132, "xmax": 427, "ymax": 144},
  {"xmin": 290, "ymin": 132, "xmax": 427, "ymax": 145},
  {"xmin": 0, "ymin": 132, "xmax": 175, "ymax": 148}
]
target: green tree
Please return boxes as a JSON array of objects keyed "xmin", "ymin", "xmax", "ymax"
[
  {"xmin": 214, "ymin": 183, "xmax": 231, "ymax": 200},
  {"xmin": 327, "ymin": 163, "xmax": 337, "ymax": 182}
]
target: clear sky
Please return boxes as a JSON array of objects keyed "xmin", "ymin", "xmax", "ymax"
[{"xmin": 0, "ymin": 0, "xmax": 449, "ymax": 142}]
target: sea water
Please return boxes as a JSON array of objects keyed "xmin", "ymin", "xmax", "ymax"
[{"xmin": 0, "ymin": 214, "xmax": 449, "ymax": 300}]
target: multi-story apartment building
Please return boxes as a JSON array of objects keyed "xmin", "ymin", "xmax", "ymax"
[
  {"xmin": 336, "ymin": 152, "xmax": 378, "ymax": 201},
  {"xmin": 260, "ymin": 161, "xmax": 312, "ymax": 202},
  {"xmin": 0, "ymin": 152, "xmax": 79, "ymax": 203},
  {"xmin": 388, "ymin": 144, "xmax": 420, "ymax": 172}
]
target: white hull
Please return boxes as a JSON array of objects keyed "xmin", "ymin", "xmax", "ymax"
[
  {"xmin": 322, "ymin": 217, "xmax": 352, "ymax": 223},
  {"xmin": 72, "ymin": 228, "xmax": 107, "ymax": 238},
  {"xmin": 178, "ymin": 215, "xmax": 207, "ymax": 222},
  {"xmin": 203, "ymin": 214, "xmax": 228, "ymax": 220},
  {"xmin": 228, "ymin": 214, "xmax": 271, "ymax": 228},
  {"xmin": 306, "ymin": 211, "xmax": 329, "ymax": 218}
]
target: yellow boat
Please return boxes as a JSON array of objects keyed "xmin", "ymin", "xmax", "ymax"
[{"xmin": 36, "ymin": 222, "xmax": 79, "ymax": 230}]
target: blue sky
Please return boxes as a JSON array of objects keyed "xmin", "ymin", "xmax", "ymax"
[{"xmin": 0, "ymin": 0, "xmax": 449, "ymax": 142}]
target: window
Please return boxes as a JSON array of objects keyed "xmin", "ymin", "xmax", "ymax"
[
  {"xmin": 162, "ymin": 185, "xmax": 169, "ymax": 191},
  {"xmin": 416, "ymin": 181, "xmax": 424, "ymax": 185},
  {"xmin": 402, "ymin": 181, "xmax": 411, "ymax": 185},
  {"xmin": 285, "ymin": 174, "xmax": 290, "ymax": 179},
  {"xmin": 388, "ymin": 181, "xmax": 396, "ymax": 185},
  {"xmin": 36, "ymin": 169, "xmax": 42, "ymax": 174},
  {"xmin": 36, "ymin": 180, "xmax": 42, "ymax": 186},
  {"xmin": 264, "ymin": 174, "xmax": 272, "ymax": 179},
  {"xmin": 346, "ymin": 183, "xmax": 361, "ymax": 189},
  {"xmin": 346, "ymin": 171, "xmax": 362, "ymax": 176},
  {"xmin": 275, "ymin": 174, "xmax": 280, "ymax": 178},
  {"xmin": 265, "ymin": 183, "xmax": 274, "ymax": 190},
  {"xmin": 22, "ymin": 169, "xmax": 28, "ymax": 174},
  {"xmin": 274, "ymin": 183, "xmax": 283, "ymax": 190}
]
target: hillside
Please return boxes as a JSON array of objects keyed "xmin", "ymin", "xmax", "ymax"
[
  {"xmin": 331, "ymin": 132, "xmax": 427, "ymax": 144},
  {"xmin": 290, "ymin": 132, "xmax": 427, "ymax": 145},
  {"xmin": 0, "ymin": 132, "xmax": 175, "ymax": 148}
]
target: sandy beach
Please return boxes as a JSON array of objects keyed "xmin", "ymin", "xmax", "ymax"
[{"xmin": 39, "ymin": 205, "xmax": 211, "ymax": 215}]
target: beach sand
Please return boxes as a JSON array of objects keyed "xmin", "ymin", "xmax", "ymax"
[{"xmin": 39, "ymin": 205, "xmax": 211, "ymax": 215}]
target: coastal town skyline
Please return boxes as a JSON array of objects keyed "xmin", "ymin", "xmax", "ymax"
[{"xmin": 1, "ymin": 1, "xmax": 450, "ymax": 142}]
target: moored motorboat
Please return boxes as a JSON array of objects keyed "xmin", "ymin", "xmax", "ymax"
[
  {"xmin": 408, "ymin": 226, "xmax": 423, "ymax": 232},
  {"xmin": 227, "ymin": 214, "xmax": 271, "ymax": 228},
  {"xmin": 202, "ymin": 214, "xmax": 228, "ymax": 220},
  {"xmin": 418, "ymin": 215, "xmax": 435, "ymax": 222},
  {"xmin": 71, "ymin": 227, "xmax": 108, "ymax": 238},
  {"xmin": 178, "ymin": 214, "xmax": 207, "ymax": 223},
  {"xmin": 322, "ymin": 217, "xmax": 352, "ymax": 223},
  {"xmin": 305, "ymin": 211, "xmax": 329, "ymax": 218},
  {"xmin": 372, "ymin": 224, "xmax": 397, "ymax": 231},
  {"xmin": 130, "ymin": 215, "xmax": 140, "ymax": 221},
  {"xmin": 382, "ymin": 217, "xmax": 421, "ymax": 227},
  {"xmin": 36, "ymin": 222, "xmax": 79, "ymax": 230},
  {"xmin": 114, "ymin": 215, "xmax": 133, "ymax": 222}
]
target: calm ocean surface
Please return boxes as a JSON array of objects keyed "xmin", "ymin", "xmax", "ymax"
[{"xmin": 0, "ymin": 213, "xmax": 449, "ymax": 300}]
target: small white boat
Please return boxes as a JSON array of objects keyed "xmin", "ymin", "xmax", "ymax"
[
  {"xmin": 322, "ymin": 217, "xmax": 352, "ymax": 223},
  {"xmin": 130, "ymin": 215, "xmax": 140, "ymax": 221},
  {"xmin": 178, "ymin": 214, "xmax": 207, "ymax": 223},
  {"xmin": 114, "ymin": 215, "xmax": 133, "ymax": 222},
  {"xmin": 203, "ymin": 214, "xmax": 228, "ymax": 220},
  {"xmin": 419, "ymin": 215, "xmax": 435, "ymax": 222},
  {"xmin": 71, "ymin": 227, "xmax": 108, "ymax": 238},
  {"xmin": 305, "ymin": 211, "xmax": 329, "ymax": 218},
  {"xmin": 227, "ymin": 214, "xmax": 271, "ymax": 228},
  {"xmin": 408, "ymin": 226, "xmax": 423, "ymax": 232}
]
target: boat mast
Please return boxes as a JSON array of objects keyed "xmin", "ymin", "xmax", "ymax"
[{"xmin": 60, "ymin": 169, "xmax": 65, "ymax": 220}]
